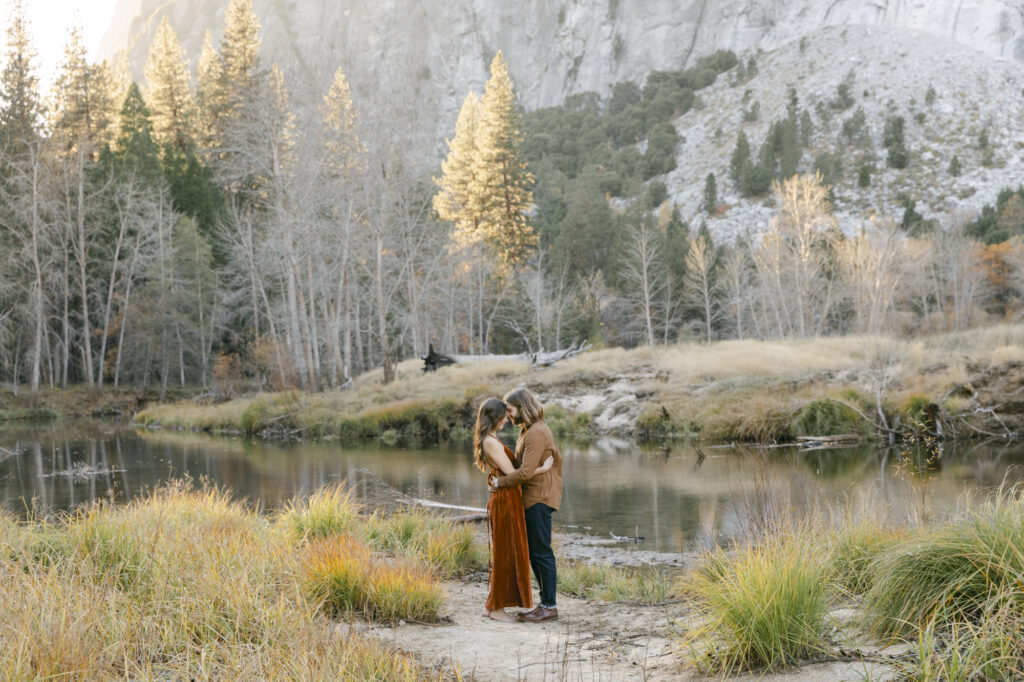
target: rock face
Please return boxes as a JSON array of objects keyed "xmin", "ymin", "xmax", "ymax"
[
  {"xmin": 100, "ymin": 0, "xmax": 1024, "ymax": 123},
  {"xmin": 100, "ymin": 0, "xmax": 1024, "ymax": 231}
]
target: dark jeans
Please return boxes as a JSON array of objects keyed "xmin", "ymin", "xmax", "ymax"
[{"xmin": 524, "ymin": 502, "xmax": 557, "ymax": 608}]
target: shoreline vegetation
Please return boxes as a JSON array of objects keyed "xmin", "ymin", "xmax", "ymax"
[
  {"xmin": 681, "ymin": 489, "xmax": 1024, "ymax": 678},
  {"xmin": 130, "ymin": 325, "xmax": 1024, "ymax": 445},
  {"xmin": 2, "ymin": 479, "xmax": 1021, "ymax": 678}
]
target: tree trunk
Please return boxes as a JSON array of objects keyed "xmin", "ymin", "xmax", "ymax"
[
  {"xmin": 75, "ymin": 150, "xmax": 94, "ymax": 386},
  {"xmin": 375, "ymin": 233, "xmax": 394, "ymax": 383}
]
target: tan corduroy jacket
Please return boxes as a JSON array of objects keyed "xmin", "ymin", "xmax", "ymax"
[{"xmin": 495, "ymin": 420, "xmax": 563, "ymax": 511}]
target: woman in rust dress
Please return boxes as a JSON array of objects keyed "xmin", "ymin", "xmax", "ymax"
[{"xmin": 473, "ymin": 398, "xmax": 553, "ymax": 622}]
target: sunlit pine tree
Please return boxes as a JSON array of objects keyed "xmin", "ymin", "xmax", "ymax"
[
  {"xmin": 50, "ymin": 26, "xmax": 116, "ymax": 156},
  {"xmin": 219, "ymin": 0, "xmax": 261, "ymax": 126},
  {"xmin": 144, "ymin": 16, "xmax": 196, "ymax": 154},
  {"xmin": 475, "ymin": 51, "xmax": 536, "ymax": 272},
  {"xmin": 195, "ymin": 30, "xmax": 223, "ymax": 148},
  {"xmin": 433, "ymin": 91, "xmax": 482, "ymax": 237},
  {"xmin": 111, "ymin": 82, "xmax": 161, "ymax": 184}
]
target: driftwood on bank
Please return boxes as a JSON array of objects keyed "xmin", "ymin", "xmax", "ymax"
[{"xmin": 421, "ymin": 342, "xmax": 591, "ymax": 372}]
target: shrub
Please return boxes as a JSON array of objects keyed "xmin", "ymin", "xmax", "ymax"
[
  {"xmin": 791, "ymin": 399, "xmax": 862, "ymax": 437},
  {"xmin": 828, "ymin": 522, "xmax": 902, "ymax": 595}
]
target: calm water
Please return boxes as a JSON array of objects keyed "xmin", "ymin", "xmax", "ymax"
[{"xmin": 2, "ymin": 421, "xmax": 1023, "ymax": 552}]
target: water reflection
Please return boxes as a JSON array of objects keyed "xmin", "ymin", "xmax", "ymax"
[{"xmin": 1, "ymin": 421, "xmax": 1023, "ymax": 553}]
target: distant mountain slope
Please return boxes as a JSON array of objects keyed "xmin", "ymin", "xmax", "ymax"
[
  {"xmin": 99, "ymin": 0, "xmax": 1024, "ymax": 229},
  {"xmin": 100, "ymin": 0, "xmax": 1024, "ymax": 127},
  {"xmin": 667, "ymin": 23, "xmax": 1024, "ymax": 236}
]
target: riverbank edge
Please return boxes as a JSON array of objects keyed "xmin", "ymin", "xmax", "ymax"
[
  {"xmin": 10, "ymin": 328, "xmax": 1024, "ymax": 445},
  {"xmin": 133, "ymin": 351, "xmax": 1024, "ymax": 447}
]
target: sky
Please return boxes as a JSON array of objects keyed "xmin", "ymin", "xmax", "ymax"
[{"xmin": 0, "ymin": 0, "xmax": 120, "ymax": 89}]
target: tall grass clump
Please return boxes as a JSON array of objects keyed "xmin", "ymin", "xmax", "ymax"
[
  {"xmin": 862, "ymin": 494, "xmax": 1024, "ymax": 639},
  {"xmin": 827, "ymin": 521, "xmax": 903, "ymax": 596},
  {"xmin": 364, "ymin": 511, "xmax": 486, "ymax": 577},
  {"xmin": 681, "ymin": 534, "xmax": 830, "ymax": 674},
  {"xmin": 279, "ymin": 484, "xmax": 362, "ymax": 541},
  {"xmin": 301, "ymin": 536, "xmax": 444, "ymax": 623},
  {"xmin": 910, "ymin": 596, "xmax": 1024, "ymax": 681}
]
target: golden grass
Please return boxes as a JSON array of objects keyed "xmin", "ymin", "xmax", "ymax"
[{"xmin": 0, "ymin": 479, "xmax": 491, "ymax": 679}]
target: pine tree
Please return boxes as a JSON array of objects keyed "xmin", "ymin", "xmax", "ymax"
[
  {"xmin": 447, "ymin": 51, "xmax": 536, "ymax": 272},
  {"xmin": 949, "ymin": 155, "xmax": 962, "ymax": 177},
  {"xmin": 729, "ymin": 131, "xmax": 750, "ymax": 184},
  {"xmin": 858, "ymin": 164, "xmax": 871, "ymax": 187},
  {"xmin": 884, "ymin": 115, "xmax": 908, "ymax": 169},
  {"xmin": 219, "ymin": 0, "xmax": 261, "ymax": 122},
  {"xmin": 780, "ymin": 118, "xmax": 800, "ymax": 179},
  {"xmin": 195, "ymin": 31, "xmax": 223, "ymax": 147},
  {"xmin": 702, "ymin": 172, "xmax": 717, "ymax": 214},
  {"xmin": 799, "ymin": 109, "xmax": 814, "ymax": 147},
  {"xmin": 144, "ymin": 16, "xmax": 196, "ymax": 153},
  {"xmin": 0, "ymin": 0, "xmax": 42, "ymax": 155},
  {"xmin": 434, "ymin": 91, "xmax": 482, "ymax": 237},
  {"xmin": 113, "ymin": 82, "xmax": 161, "ymax": 183},
  {"xmin": 51, "ymin": 27, "xmax": 116, "ymax": 154},
  {"xmin": 321, "ymin": 66, "xmax": 363, "ymax": 179}
]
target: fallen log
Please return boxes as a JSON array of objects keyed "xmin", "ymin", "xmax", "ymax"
[
  {"xmin": 448, "ymin": 513, "xmax": 489, "ymax": 523},
  {"xmin": 796, "ymin": 434, "xmax": 862, "ymax": 443},
  {"xmin": 421, "ymin": 341, "xmax": 591, "ymax": 372}
]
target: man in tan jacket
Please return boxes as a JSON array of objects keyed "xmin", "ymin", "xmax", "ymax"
[{"xmin": 489, "ymin": 388, "xmax": 563, "ymax": 622}]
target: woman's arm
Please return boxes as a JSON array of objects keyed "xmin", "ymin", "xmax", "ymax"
[{"xmin": 484, "ymin": 439, "xmax": 553, "ymax": 479}]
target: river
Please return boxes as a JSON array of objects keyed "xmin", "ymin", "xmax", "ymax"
[{"xmin": 1, "ymin": 420, "xmax": 1022, "ymax": 552}]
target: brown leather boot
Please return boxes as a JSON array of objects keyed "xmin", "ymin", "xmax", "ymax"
[{"xmin": 517, "ymin": 605, "xmax": 558, "ymax": 622}]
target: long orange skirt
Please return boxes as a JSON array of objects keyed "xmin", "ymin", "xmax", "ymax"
[{"xmin": 485, "ymin": 484, "xmax": 533, "ymax": 611}]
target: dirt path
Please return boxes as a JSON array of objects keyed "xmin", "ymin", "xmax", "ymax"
[
  {"xmin": 361, "ymin": 577, "xmax": 682, "ymax": 681},
  {"xmin": 359, "ymin": 578, "xmax": 900, "ymax": 681}
]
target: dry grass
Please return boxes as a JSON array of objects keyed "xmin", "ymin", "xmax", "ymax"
[
  {"xmin": 136, "ymin": 324, "xmax": 1024, "ymax": 443},
  {"xmin": 0, "ymin": 479, "xmax": 489, "ymax": 679}
]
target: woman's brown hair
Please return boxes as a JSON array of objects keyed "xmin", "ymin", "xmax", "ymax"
[
  {"xmin": 473, "ymin": 398, "xmax": 507, "ymax": 473},
  {"xmin": 504, "ymin": 388, "xmax": 544, "ymax": 427}
]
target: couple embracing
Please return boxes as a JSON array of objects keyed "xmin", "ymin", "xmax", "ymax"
[{"xmin": 473, "ymin": 388, "xmax": 562, "ymax": 623}]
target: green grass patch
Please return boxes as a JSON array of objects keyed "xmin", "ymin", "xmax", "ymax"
[
  {"xmin": 911, "ymin": 596, "xmax": 1024, "ymax": 681},
  {"xmin": 558, "ymin": 560, "xmax": 676, "ymax": 604},
  {"xmin": 0, "ymin": 407, "xmax": 58, "ymax": 422},
  {"xmin": 545, "ymin": 404, "xmax": 595, "ymax": 439},
  {"xmin": 862, "ymin": 495, "xmax": 1024, "ymax": 639},
  {"xmin": 681, "ymin": 534, "xmax": 830, "ymax": 674}
]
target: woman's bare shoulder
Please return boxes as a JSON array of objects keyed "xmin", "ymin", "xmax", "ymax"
[{"xmin": 482, "ymin": 436, "xmax": 506, "ymax": 457}]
